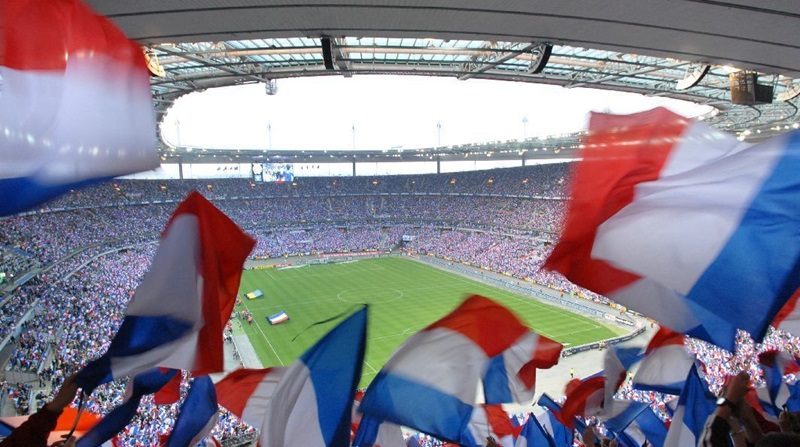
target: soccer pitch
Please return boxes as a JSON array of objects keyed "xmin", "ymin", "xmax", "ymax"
[{"xmin": 236, "ymin": 256, "xmax": 622, "ymax": 387}]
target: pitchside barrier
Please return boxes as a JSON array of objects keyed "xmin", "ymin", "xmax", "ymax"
[{"xmin": 560, "ymin": 326, "xmax": 647, "ymax": 357}]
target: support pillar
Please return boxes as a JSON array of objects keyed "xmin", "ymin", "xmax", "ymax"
[
  {"xmin": 178, "ymin": 162, "xmax": 184, "ymax": 179},
  {"xmin": 352, "ymin": 158, "xmax": 357, "ymax": 177},
  {"xmin": 437, "ymin": 157, "xmax": 441, "ymax": 174}
]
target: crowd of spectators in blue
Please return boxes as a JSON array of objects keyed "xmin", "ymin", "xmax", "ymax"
[{"xmin": 0, "ymin": 163, "xmax": 798, "ymax": 446}]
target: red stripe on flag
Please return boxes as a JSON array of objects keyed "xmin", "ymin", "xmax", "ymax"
[
  {"xmin": 772, "ymin": 288, "xmax": 800, "ymax": 328},
  {"xmin": 154, "ymin": 371, "xmax": 182, "ymax": 406},
  {"xmin": 170, "ymin": 192, "xmax": 256, "ymax": 376},
  {"xmin": 544, "ymin": 107, "xmax": 690, "ymax": 296},
  {"xmin": 1, "ymin": 0, "xmax": 146, "ymax": 71},
  {"xmin": 560, "ymin": 376, "xmax": 605, "ymax": 428},
  {"xmin": 518, "ymin": 335, "xmax": 563, "ymax": 388},
  {"xmin": 215, "ymin": 368, "xmax": 275, "ymax": 419},
  {"xmin": 644, "ymin": 327, "xmax": 685, "ymax": 355},
  {"xmin": 484, "ymin": 405, "xmax": 517, "ymax": 438},
  {"xmin": 426, "ymin": 295, "xmax": 529, "ymax": 357}
]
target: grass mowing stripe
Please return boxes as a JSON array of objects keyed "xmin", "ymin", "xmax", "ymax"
[{"xmin": 236, "ymin": 257, "xmax": 620, "ymax": 387}]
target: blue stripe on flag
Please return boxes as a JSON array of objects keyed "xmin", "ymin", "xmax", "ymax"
[
  {"xmin": 631, "ymin": 381, "xmax": 684, "ymax": 396},
  {"xmin": 604, "ymin": 402, "xmax": 647, "ymax": 433},
  {"xmin": 0, "ymin": 175, "xmax": 107, "ymax": 217},
  {"xmin": 482, "ymin": 355, "xmax": 512, "ymax": 404},
  {"xmin": 353, "ymin": 414, "xmax": 381, "ymax": 446},
  {"xmin": 360, "ymin": 371, "xmax": 474, "ymax": 443},
  {"xmin": 520, "ymin": 414, "xmax": 556, "ymax": 447},
  {"xmin": 76, "ymin": 396, "xmax": 143, "ymax": 447},
  {"xmin": 546, "ymin": 411, "xmax": 572, "ymax": 447},
  {"xmin": 0, "ymin": 420, "xmax": 13, "ymax": 437},
  {"xmin": 678, "ymin": 366, "xmax": 715, "ymax": 440},
  {"xmin": 686, "ymin": 132, "xmax": 800, "ymax": 349},
  {"xmin": 301, "ymin": 307, "xmax": 367, "ymax": 447},
  {"xmin": 166, "ymin": 376, "xmax": 217, "ymax": 447},
  {"xmin": 76, "ymin": 369, "xmax": 178, "ymax": 447},
  {"xmin": 634, "ymin": 409, "xmax": 667, "ymax": 447},
  {"xmin": 76, "ymin": 316, "xmax": 192, "ymax": 392}
]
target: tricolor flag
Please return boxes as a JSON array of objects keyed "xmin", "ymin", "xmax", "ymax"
[
  {"xmin": 0, "ymin": 0, "xmax": 158, "ymax": 215},
  {"xmin": 535, "ymin": 394, "xmax": 572, "ymax": 447},
  {"xmin": 165, "ymin": 376, "xmax": 219, "ymax": 447},
  {"xmin": 546, "ymin": 107, "xmax": 800, "ymax": 350},
  {"xmin": 462, "ymin": 405, "xmax": 519, "ymax": 447},
  {"xmin": 632, "ymin": 327, "xmax": 694, "ymax": 395},
  {"xmin": 559, "ymin": 374, "xmax": 605, "ymax": 427},
  {"xmin": 664, "ymin": 365, "xmax": 715, "ymax": 447},
  {"xmin": 483, "ymin": 332, "xmax": 562, "ymax": 404},
  {"xmin": 514, "ymin": 413, "xmax": 555, "ymax": 447},
  {"xmin": 755, "ymin": 350, "xmax": 793, "ymax": 419},
  {"xmin": 359, "ymin": 296, "xmax": 559, "ymax": 443},
  {"xmin": 262, "ymin": 307, "xmax": 367, "ymax": 447},
  {"xmin": 215, "ymin": 367, "xmax": 286, "ymax": 430},
  {"xmin": 773, "ymin": 290, "xmax": 800, "ymax": 338},
  {"xmin": 601, "ymin": 400, "xmax": 647, "ymax": 434},
  {"xmin": 603, "ymin": 346, "xmax": 642, "ymax": 406},
  {"xmin": 352, "ymin": 415, "xmax": 404, "ymax": 447},
  {"xmin": 76, "ymin": 192, "xmax": 255, "ymax": 392},
  {"xmin": 76, "ymin": 368, "xmax": 178, "ymax": 447},
  {"xmin": 624, "ymin": 408, "xmax": 668, "ymax": 447}
]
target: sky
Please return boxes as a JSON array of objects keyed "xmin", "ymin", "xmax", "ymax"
[{"xmin": 161, "ymin": 75, "xmax": 712, "ymax": 151}]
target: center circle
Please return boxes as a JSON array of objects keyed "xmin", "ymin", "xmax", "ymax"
[{"xmin": 336, "ymin": 287, "xmax": 404, "ymax": 304}]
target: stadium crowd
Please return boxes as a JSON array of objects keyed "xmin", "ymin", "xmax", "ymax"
[{"xmin": 1, "ymin": 163, "xmax": 799, "ymax": 446}]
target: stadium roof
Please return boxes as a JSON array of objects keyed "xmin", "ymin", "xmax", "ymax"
[{"xmin": 88, "ymin": 1, "xmax": 800, "ymax": 163}]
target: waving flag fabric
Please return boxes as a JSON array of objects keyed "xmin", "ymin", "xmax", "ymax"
[
  {"xmin": 462, "ymin": 405, "xmax": 518, "ymax": 447},
  {"xmin": 0, "ymin": 0, "xmax": 158, "ymax": 216},
  {"xmin": 483, "ymin": 333, "xmax": 562, "ymax": 404},
  {"xmin": 215, "ymin": 367, "xmax": 285, "ymax": 429},
  {"xmin": 604, "ymin": 346, "xmax": 642, "ymax": 406},
  {"xmin": 559, "ymin": 374, "xmax": 605, "ymax": 427},
  {"xmin": 515, "ymin": 413, "xmax": 555, "ymax": 447},
  {"xmin": 77, "ymin": 369, "xmax": 178, "ymax": 447},
  {"xmin": 262, "ymin": 307, "xmax": 367, "ymax": 447},
  {"xmin": 165, "ymin": 376, "xmax": 218, "ymax": 447},
  {"xmin": 535, "ymin": 394, "xmax": 572, "ymax": 447},
  {"xmin": 756, "ymin": 350, "xmax": 793, "ymax": 419},
  {"xmin": 602, "ymin": 400, "xmax": 647, "ymax": 434},
  {"xmin": 359, "ymin": 296, "xmax": 556, "ymax": 443},
  {"xmin": 625, "ymin": 408, "xmax": 668, "ymax": 447},
  {"xmin": 352, "ymin": 415, "xmax": 404, "ymax": 447},
  {"xmin": 76, "ymin": 192, "xmax": 255, "ymax": 393},
  {"xmin": 664, "ymin": 365, "xmax": 715, "ymax": 447},
  {"xmin": 773, "ymin": 290, "xmax": 800, "ymax": 338},
  {"xmin": 632, "ymin": 328, "xmax": 694, "ymax": 395},
  {"xmin": 545, "ymin": 107, "xmax": 800, "ymax": 350}
]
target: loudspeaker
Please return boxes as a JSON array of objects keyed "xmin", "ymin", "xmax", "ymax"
[
  {"xmin": 321, "ymin": 37, "xmax": 335, "ymax": 70},
  {"xmin": 730, "ymin": 72, "xmax": 773, "ymax": 105}
]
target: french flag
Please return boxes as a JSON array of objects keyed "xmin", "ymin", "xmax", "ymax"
[
  {"xmin": 359, "ymin": 296, "xmax": 560, "ymax": 444},
  {"xmin": 261, "ymin": 307, "xmax": 367, "ymax": 447},
  {"xmin": 773, "ymin": 290, "xmax": 800, "ymax": 338},
  {"xmin": 165, "ymin": 376, "xmax": 218, "ymax": 447},
  {"xmin": 604, "ymin": 346, "xmax": 642, "ymax": 406},
  {"xmin": 664, "ymin": 365, "xmax": 716, "ymax": 447},
  {"xmin": 76, "ymin": 368, "xmax": 178, "ymax": 447},
  {"xmin": 462, "ymin": 405, "xmax": 519, "ymax": 447},
  {"xmin": 601, "ymin": 400, "xmax": 647, "ymax": 434},
  {"xmin": 559, "ymin": 374, "xmax": 605, "ymax": 427},
  {"xmin": 514, "ymin": 413, "xmax": 555, "ymax": 447},
  {"xmin": 214, "ymin": 367, "xmax": 286, "ymax": 430},
  {"xmin": 546, "ymin": 107, "xmax": 800, "ymax": 350},
  {"xmin": 535, "ymin": 394, "xmax": 573, "ymax": 447},
  {"xmin": 77, "ymin": 192, "xmax": 255, "ymax": 392},
  {"xmin": 756, "ymin": 350, "xmax": 793, "ymax": 419},
  {"xmin": 483, "ymin": 332, "xmax": 563, "ymax": 404},
  {"xmin": 632, "ymin": 328, "xmax": 694, "ymax": 395},
  {"xmin": 0, "ymin": 0, "xmax": 158, "ymax": 215},
  {"xmin": 352, "ymin": 415, "xmax": 405, "ymax": 447},
  {"xmin": 624, "ymin": 408, "xmax": 668, "ymax": 447}
]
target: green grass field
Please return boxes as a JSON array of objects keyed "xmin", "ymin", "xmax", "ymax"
[{"xmin": 236, "ymin": 256, "xmax": 622, "ymax": 387}]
